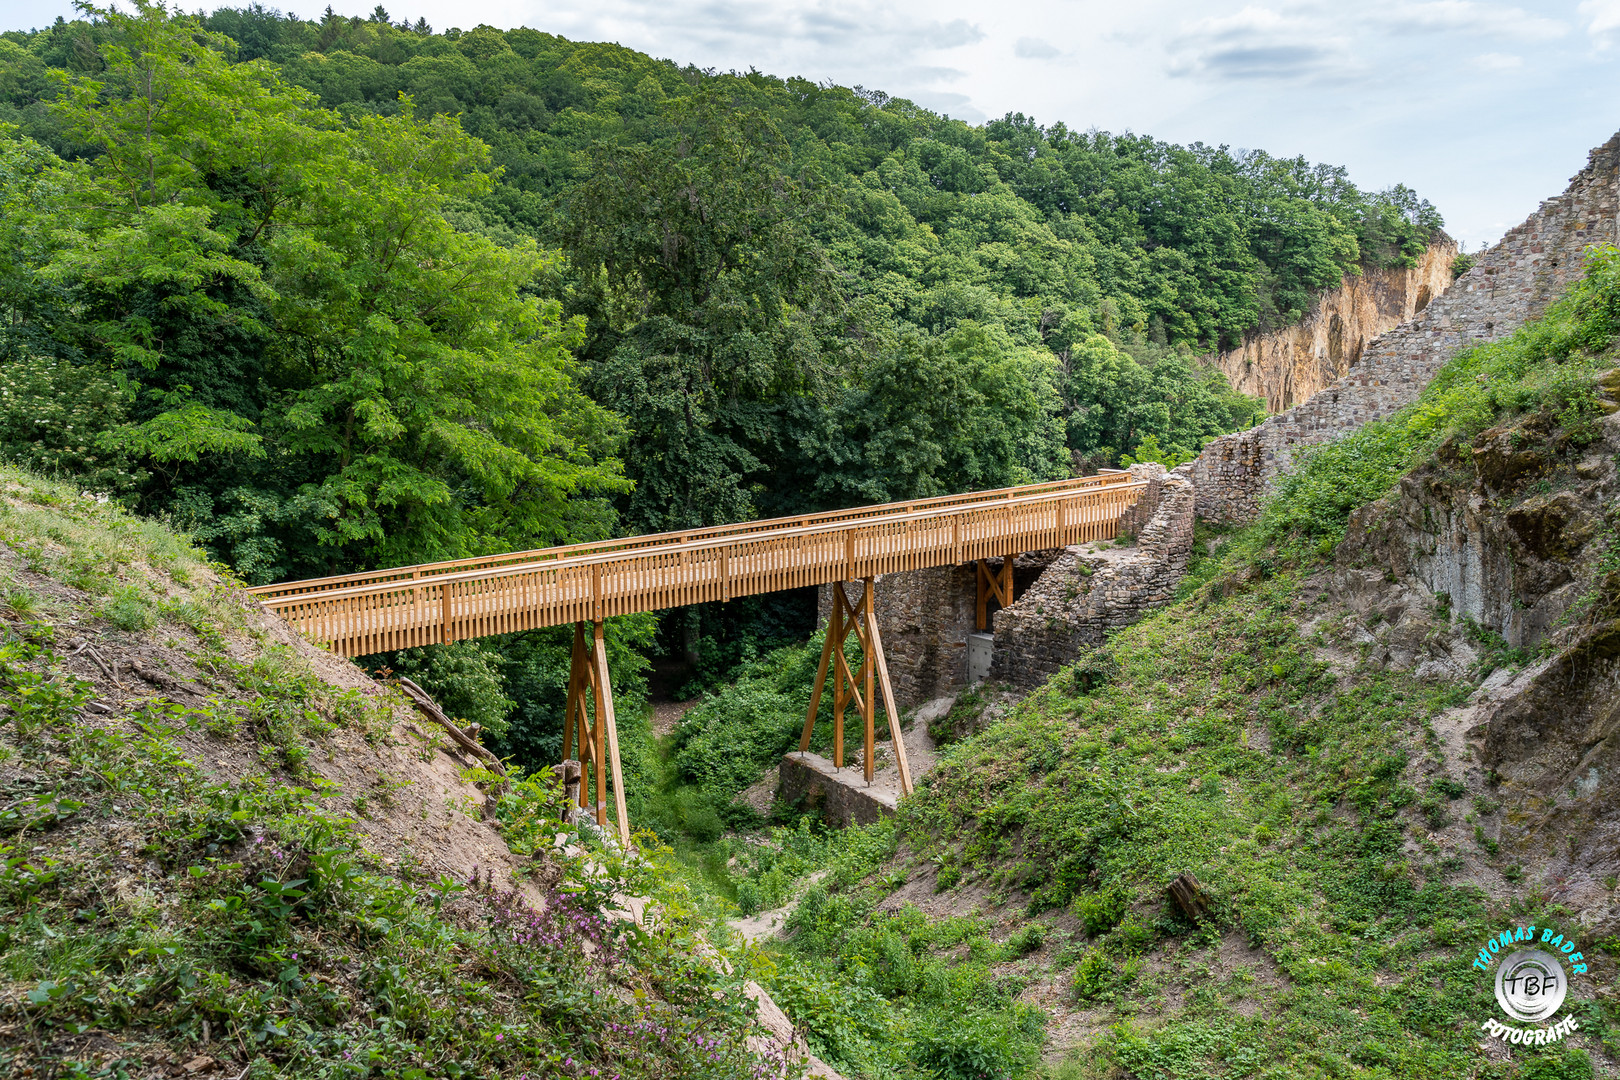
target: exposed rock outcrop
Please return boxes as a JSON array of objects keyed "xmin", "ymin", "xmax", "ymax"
[
  {"xmin": 1335, "ymin": 386, "xmax": 1620, "ymax": 930},
  {"xmin": 1210, "ymin": 240, "xmax": 1458, "ymax": 414},
  {"xmin": 1194, "ymin": 131, "xmax": 1620, "ymax": 524}
]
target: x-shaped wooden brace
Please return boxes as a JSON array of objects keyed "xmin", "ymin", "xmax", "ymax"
[
  {"xmin": 976, "ymin": 556, "xmax": 1015, "ymax": 631},
  {"xmin": 798, "ymin": 578, "xmax": 913, "ymax": 795}
]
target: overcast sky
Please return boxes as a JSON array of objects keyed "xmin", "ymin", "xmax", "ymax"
[{"xmin": 5, "ymin": 0, "xmax": 1617, "ymax": 249}]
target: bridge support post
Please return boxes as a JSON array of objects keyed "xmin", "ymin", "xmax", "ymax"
[
  {"xmin": 976, "ymin": 556, "xmax": 1015, "ymax": 631},
  {"xmin": 561, "ymin": 620, "xmax": 631, "ymax": 847},
  {"xmin": 798, "ymin": 579, "xmax": 913, "ymax": 796}
]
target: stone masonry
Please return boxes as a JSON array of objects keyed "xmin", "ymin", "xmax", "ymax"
[
  {"xmin": 815, "ymin": 554, "xmax": 1055, "ymax": 710},
  {"xmin": 777, "ymin": 752, "xmax": 896, "ymax": 828},
  {"xmin": 1193, "ymin": 131, "xmax": 1620, "ymax": 523},
  {"xmin": 813, "ymin": 565, "xmax": 975, "ymax": 711},
  {"xmin": 990, "ymin": 463, "xmax": 1196, "ymax": 688}
]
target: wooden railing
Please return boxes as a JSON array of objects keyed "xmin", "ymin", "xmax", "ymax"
[{"xmin": 251, "ymin": 474, "xmax": 1145, "ymax": 657}]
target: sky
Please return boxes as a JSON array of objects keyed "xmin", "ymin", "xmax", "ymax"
[{"xmin": 4, "ymin": 0, "xmax": 1617, "ymax": 250}]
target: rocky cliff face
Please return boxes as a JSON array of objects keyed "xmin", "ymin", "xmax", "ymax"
[
  {"xmin": 1335, "ymin": 385, "xmax": 1620, "ymax": 929},
  {"xmin": 1210, "ymin": 241, "xmax": 1459, "ymax": 413}
]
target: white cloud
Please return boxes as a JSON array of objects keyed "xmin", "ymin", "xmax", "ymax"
[
  {"xmin": 1474, "ymin": 51, "xmax": 1524, "ymax": 70},
  {"xmin": 1159, "ymin": 0, "xmax": 1567, "ymax": 83},
  {"xmin": 1014, "ymin": 36, "xmax": 1062, "ymax": 59},
  {"xmin": 1379, "ymin": 1, "xmax": 1566, "ymax": 41},
  {"xmin": 1579, "ymin": 0, "xmax": 1620, "ymax": 42},
  {"xmin": 1166, "ymin": 6, "xmax": 1358, "ymax": 82}
]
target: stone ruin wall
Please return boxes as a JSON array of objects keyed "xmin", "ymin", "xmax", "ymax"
[
  {"xmin": 1194, "ymin": 132, "xmax": 1620, "ymax": 524},
  {"xmin": 814, "ymin": 565, "xmax": 976, "ymax": 711},
  {"xmin": 777, "ymin": 752, "xmax": 895, "ymax": 828},
  {"xmin": 814, "ymin": 552, "xmax": 1060, "ymax": 710},
  {"xmin": 990, "ymin": 463, "xmax": 1196, "ymax": 689},
  {"xmin": 1210, "ymin": 239, "xmax": 1458, "ymax": 414}
]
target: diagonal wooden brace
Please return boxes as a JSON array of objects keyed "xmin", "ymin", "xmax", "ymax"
[{"xmin": 562, "ymin": 620, "xmax": 631, "ymax": 846}]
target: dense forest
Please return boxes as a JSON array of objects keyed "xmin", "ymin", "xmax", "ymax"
[{"xmin": 0, "ymin": 2, "xmax": 1446, "ymax": 769}]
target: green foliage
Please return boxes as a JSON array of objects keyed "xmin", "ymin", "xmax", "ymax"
[
  {"xmin": 1004, "ymin": 923, "xmax": 1047, "ymax": 956},
  {"xmin": 1, "ymin": 3, "xmax": 628, "ymax": 584},
  {"xmin": 372, "ymin": 640, "xmax": 514, "ymax": 735},
  {"xmin": 706, "ymin": 820, "xmax": 1058, "ymax": 1077},
  {"xmin": 0, "ymin": 352, "xmax": 142, "ymax": 496},
  {"xmin": 1071, "ymin": 947, "xmax": 1142, "ymax": 1004},
  {"xmin": 1073, "ymin": 888, "xmax": 1126, "ymax": 937},
  {"xmin": 672, "ymin": 636, "xmax": 825, "ymax": 801},
  {"xmin": 913, "ymin": 1009, "xmax": 1042, "ymax": 1080},
  {"xmin": 816, "ymin": 323, "xmax": 1069, "ymax": 506},
  {"xmin": 1119, "ymin": 432, "xmax": 1192, "ymax": 469},
  {"xmin": 929, "ymin": 682, "xmax": 988, "ymax": 746},
  {"xmin": 98, "ymin": 584, "xmax": 155, "ymax": 631}
]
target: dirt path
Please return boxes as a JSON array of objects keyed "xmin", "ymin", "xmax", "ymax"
[{"xmin": 650, "ymin": 696, "xmax": 701, "ymax": 736}]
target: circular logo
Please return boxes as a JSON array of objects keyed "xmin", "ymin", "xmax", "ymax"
[{"xmin": 1495, "ymin": 949, "xmax": 1567, "ymax": 1022}]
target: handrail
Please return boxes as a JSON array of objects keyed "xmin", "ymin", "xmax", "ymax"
[
  {"xmin": 248, "ymin": 471, "xmax": 1135, "ymax": 600},
  {"xmin": 256, "ymin": 480, "xmax": 1146, "ymax": 609},
  {"xmin": 252, "ymin": 472, "xmax": 1149, "ymax": 657}
]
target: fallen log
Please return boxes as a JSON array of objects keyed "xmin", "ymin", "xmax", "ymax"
[
  {"xmin": 394, "ymin": 677, "xmax": 507, "ymax": 778},
  {"xmin": 1167, "ymin": 872, "xmax": 1211, "ymax": 924}
]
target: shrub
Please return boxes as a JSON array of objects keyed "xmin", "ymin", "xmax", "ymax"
[
  {"xmin": 911, "ymin": 1011, "xmax": 1036, "ymax": 1080},
  {"xmin": 1074, "ymin": 888, "xmax": 1126, "ymax": 936},
  {"xmin": 1004, "ymin": 923, "xmax": 1046, "ymax": 956},
  {"xmin": 100, "ymin": 586, "xmax": 155, "ymax": 631},
  {"xmin": 673, "ymin": 638, "xmax": 822, "ymax": 800},
  {"xmin": 1072, "ymin": 947, "xmax": 1141, "ymax": 1003},
  {"xmin": 683, "ymin": 803, "xmax": 725, "ymax": 843}
]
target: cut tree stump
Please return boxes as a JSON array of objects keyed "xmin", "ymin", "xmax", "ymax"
[
  {"xmin": 1167, "ymin": 872, "xmax": 1211, "ymax": 924},
  {"xmin": 553, "ymin": 760, "xmax": 582, "ymax": 825}
]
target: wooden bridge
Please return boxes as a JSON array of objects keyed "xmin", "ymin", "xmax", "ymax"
[{"xmin": 251, "ymin": 472, "xmax": 1146, "ymax": 842}]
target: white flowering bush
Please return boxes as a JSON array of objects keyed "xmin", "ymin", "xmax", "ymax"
[{"xmin": 0, "ymin": 354, "xmax": 143, "ymax": 498}]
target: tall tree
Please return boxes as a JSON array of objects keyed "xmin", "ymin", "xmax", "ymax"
[
  {"xmin": 556, "ymin": 86, "xmax": 848, "ymax": 530},
  {"xmin": 15, "ymin": 2, "xmax": 627, "ymax": 579}
]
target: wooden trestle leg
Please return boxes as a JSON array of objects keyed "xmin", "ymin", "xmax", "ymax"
[
  {"xmin": 561, "ymin": 620, "xmax": 632, "ymax": 847},
  {"xmin": 799, "ymin": 579, "xmax": 913, "ymax": 796}
]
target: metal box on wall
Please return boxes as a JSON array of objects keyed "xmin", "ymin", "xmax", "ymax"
[{"xmin": 967, "ymin": 632, "xmax": 994, "ymax": 684}]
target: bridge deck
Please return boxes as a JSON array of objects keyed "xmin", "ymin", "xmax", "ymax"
[{"xmin": 251, "ymin": 472, "xmax": 1145, "ymax": 657}]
